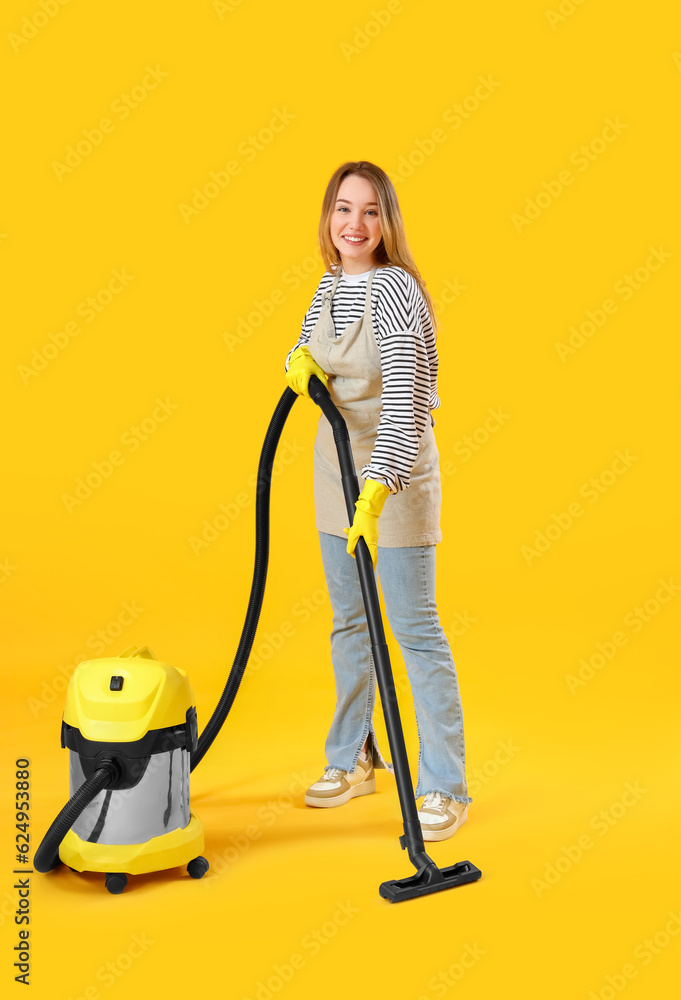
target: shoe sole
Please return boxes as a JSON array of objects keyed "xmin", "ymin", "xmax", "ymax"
[
  {"xmin": 421, "ymin": 806, "xmax": 469, "ymax": 842},
  {"xmin": 304, "ymin": 777, "xmax": 376, "ymax": 808}
]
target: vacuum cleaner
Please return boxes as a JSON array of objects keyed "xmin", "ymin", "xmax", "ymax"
[{"xmin": 35, "ymin": 377, "xmax": 482, "ymax": 902}]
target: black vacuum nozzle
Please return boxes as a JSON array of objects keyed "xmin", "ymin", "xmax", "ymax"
[{"xmin": 379, "ymin": 860, "xmax": 482, "ymax": 903}]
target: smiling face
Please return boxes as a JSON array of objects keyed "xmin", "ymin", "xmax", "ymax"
[{"xmin": 329, "ymin": 173, "xmax": 383, "ymax": 274}]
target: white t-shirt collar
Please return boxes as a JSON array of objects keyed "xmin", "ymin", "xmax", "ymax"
[{"xmin": 340, "ymin": 267, "xmax": 372, "ymax": 284}]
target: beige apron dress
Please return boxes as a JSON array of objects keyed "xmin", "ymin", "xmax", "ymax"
[{"xmin": 307, "ymin": 265, "xmax": 443, "ymax": 546}]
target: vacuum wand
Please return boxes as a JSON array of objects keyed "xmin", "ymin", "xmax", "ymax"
[{"xmin": 308, "ymin": 374, "xmax": 481, "ymax": 902}]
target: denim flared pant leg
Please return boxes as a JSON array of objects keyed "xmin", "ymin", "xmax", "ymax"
[{"xmin": 318, "ymin": 530, "xmax": 471, "ymax": 805}]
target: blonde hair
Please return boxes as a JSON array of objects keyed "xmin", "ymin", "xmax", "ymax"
[{"xmin": 318, "ymin": 160, "xmax": 439, "ymax": 337}]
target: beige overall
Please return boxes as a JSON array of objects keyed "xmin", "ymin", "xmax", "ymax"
[{"xmin": 307, "ymin": 265, "xmax": 443, "ymax": 546}]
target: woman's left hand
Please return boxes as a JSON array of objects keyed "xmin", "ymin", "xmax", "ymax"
[{"xmin": 344, "ymin": 480, "xmax": 391, "ymax": 571}]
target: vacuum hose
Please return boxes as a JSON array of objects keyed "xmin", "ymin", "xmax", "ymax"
[
  {"xmin": 190, "ymin": 387, "xmax": 297, "ymax": 769},
  {"xmin": 34, "ymin": 763, "xmax": 116, "ymax": 873},
  {"xmin": 35, "ymin": 387, "xmax": 299, "ymax": 869}
]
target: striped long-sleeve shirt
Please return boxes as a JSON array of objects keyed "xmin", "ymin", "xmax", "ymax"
[{"xmin": 285, "ymin": 265, "xmax": 440, "ymax": 493}]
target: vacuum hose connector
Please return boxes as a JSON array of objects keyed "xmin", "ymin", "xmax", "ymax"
[{"xmin": 34, "ymin": 759, "xmax": 118, "ymax": 873}]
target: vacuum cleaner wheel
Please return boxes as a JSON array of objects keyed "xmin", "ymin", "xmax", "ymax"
[
  {"xmin": 186, "ymin": 856, "xmax": 209, "ymax": 879},
  {"xmin": 105, "ymin": 872, "xmax": 128, "ymax": 894}
]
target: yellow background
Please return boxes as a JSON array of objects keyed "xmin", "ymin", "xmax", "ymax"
[{"xmin": 1, "ymin": 0, "xmax": 680, "ymax": 997}]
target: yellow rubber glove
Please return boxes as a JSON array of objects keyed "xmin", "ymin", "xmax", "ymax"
[
  {"xmin": 286, "ymin": 345, "xmax": 329, "ymax": 398},
  {"xmin": 344, "ymin": 479, "xmax": 391, "ymax": 570}
]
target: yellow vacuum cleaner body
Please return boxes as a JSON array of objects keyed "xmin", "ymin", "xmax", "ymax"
[{"xmin": 58, "ymin": 645, "xmax": 207, "ymax": 890}]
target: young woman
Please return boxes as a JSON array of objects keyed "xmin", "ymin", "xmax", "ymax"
[{"xmin": 284, "ymin": 161, "xmax": 471, "ymax": 841}]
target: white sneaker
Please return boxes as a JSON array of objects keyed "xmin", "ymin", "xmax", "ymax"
[
  {"xmin": 304, "ymin": 756, "xmax": 375, "ymax": 808},
  {"xmin": 418, "ymin": 792, "xmax": 469, "ymax": 841}
]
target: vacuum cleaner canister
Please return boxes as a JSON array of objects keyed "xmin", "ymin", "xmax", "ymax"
[{"xmin": 58, "ymin": 645, "xmax": 208, "ymax": 891}]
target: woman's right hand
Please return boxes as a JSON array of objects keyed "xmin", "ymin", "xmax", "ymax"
[{"xmin": 286, "ymin": 345, "xmax": 329, "ymax": 397}]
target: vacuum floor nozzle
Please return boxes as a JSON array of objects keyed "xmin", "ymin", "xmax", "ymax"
[{"xmin": 379, "ymin": 860, "xmax": 482, "ymax": 903}]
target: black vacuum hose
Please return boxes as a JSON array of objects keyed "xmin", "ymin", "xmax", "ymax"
[
  {"xmin": 34, "ymin": 764, "xmax": 115, "ymax": 872},
  {"xmin": 190, "ymin": 386, "xmax": 298, "ymax": 770},
  {"xmin": 35, "ymin": 386, "xmax": 299, "ymax": 870}
]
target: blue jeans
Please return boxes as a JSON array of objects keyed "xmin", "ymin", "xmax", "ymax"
[{"xmin": 318, "ymin": 531, "xmax": 472, "ymax": 805}]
